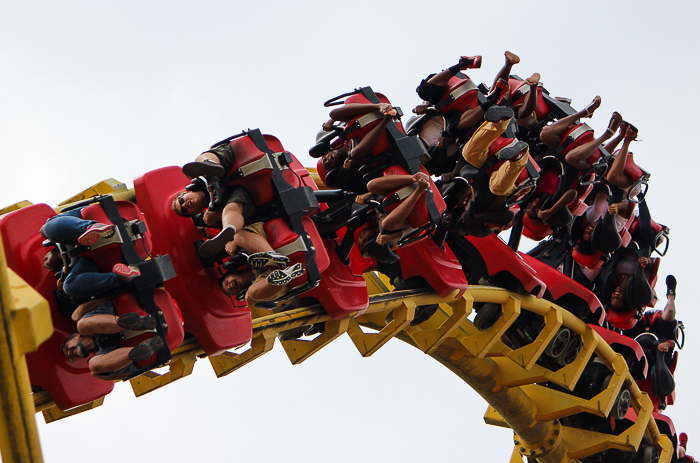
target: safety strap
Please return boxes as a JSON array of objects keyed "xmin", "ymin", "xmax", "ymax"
[
  {"xmin": 245, "ymin": 129, "xmax": 321, "ymax": 284},
  {"xmin": 341, "ymin": 111, "xmax": 384, "ymax": 139},
  {"xmin": 222, "ymin": 155, "xmax": 275, "ymax": 183},
  {"xmin": 376, "ymin": 184, "xmax": 417, "ymax": 212},
  {"xmin": 275, "ymin": 236, "xmax": 307, "ymax": 256},
  {"xmin": 566, "ymin": 123, "xmax": 591, "ymax": 143},
  {"xmin": 548, "ymin": 123, "xmax": 591, "ymax": 157}
]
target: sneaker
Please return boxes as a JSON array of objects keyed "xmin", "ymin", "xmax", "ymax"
[
  {"xmin": 117, "ymin": 312, "xmax": 156, "ymax": 331},
  {"xmin": 112, "ymin": 263, "xmax": 141, "ymax": 281},
  {"xmin": 484, "ymin": 105, "xmax": 515, "ymax": 122},
  {"xmin": 267, "ymin": 263, "xmax": 305, "ymax": 286},
  {"xmin": 497, "ymin": 140, "xmax": 528, "ymax": 161},
  {"xmin": 487, "ymin": 78, "xmax": 510, "ymax": 105},
  {"xmin": 198, "ymin": 226, "xmax": 236, "ymax": 258},
  {"xmin": 459, "ymin": 55, "xmax": 482, "ymax": 69},
  {"xmin": 77, "ymin": 224, "xmax": 115, "ymax": 247},
  {"xmin": 182, "ymin": 160, "xmax": 226, "ymax": 178},
  {"xmin": 248, "ymin": 251, "xmax": 290, "ymax": 272},
  {"xmin": 666, "ymin": 275, "xmax": 676, "ymax": 296},
  {"xmin": 128, "ymin": 336, "xmax": 165, "ymax": 362}
]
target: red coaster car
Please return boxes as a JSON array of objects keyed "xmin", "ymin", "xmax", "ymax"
[
  {"xmin": 134, "ymin": 166, "xmax": 252, "ymax": 356},
  {"xmin": 0, "ymin": 200, "xmax": 184, "ymax": 409},
  {"xmin": 221, "ymin": 130, "xmax": 369, "ymax": 319},
  {"xmin": 0, "ymin": 203, "xmax": 114, "ymax": 409}
]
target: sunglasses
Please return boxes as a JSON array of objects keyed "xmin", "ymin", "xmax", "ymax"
[{"xmin": 177, "ymin": 193, "xmax": 192, "ymax": 215}]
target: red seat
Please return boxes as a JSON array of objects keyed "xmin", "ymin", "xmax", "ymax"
[
  {"xmin": 520, "ymin": 253, "xmax": 605, "ymax": 324},
  {"xmin": 558, "ymin": 123, "xmax": 602, "ymax": 166},
  {"xmin": 507, "ymin": 78, "xmax": 550, "ymax": 122},
  {"xmin": 460, "ymin": 234, "xmax": 546, "ymax": 298},
  {"xmin": 134, "ymin": 166, "xmax": 252, "ymax": 356},
  {"xmin": 263, "ymin": 216, "xmax": 330, "ymax": 289},
  {"xmin": 302, "ymin": 238, "xmax": 369, "ymax": 319},
  {"xmin": 283, "ymin": 154, "xmax": 369, "ymax": 319},
  {"xmin": 224, "ymin": 134, "xmax": 302, "ymax": 207},
  {"xmin": 590, "ymin": 325, "xmax": 648, "ymax": 379},
  {"xmin": 396, "ymin": 238, "xmax": 468, "ymax": 298},
  {"xmin": 437, "ymin": 75, "xmax": 480, "ymax": 114}
]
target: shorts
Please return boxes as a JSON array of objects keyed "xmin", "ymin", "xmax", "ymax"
[
  {"xmin": 82, "ymin": 301, "xmax": 115, "ymax": 318},
  {"xmin": 241, "ymin": 221, "xmax": 266, "ymax": 239},
  {"xmin": 226, "ymin": 186, "xmax": 257, "ymax": 220},
  {"xmin": 206, "ymin": 143, "xmax": 236, "ymax": 174}
]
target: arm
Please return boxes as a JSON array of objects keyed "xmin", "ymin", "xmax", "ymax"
[
  {"xmin": 366, "ymin": 175, "xmax": 416, "ymax": 196},
  {"xmin": 380, "ymin": 173, "xmax": 430, "ymax": 232},
  {"xmin": 329, "ymin": 103, "xmax": 393, "ymax": 122},
  {"xmin": 346, "ymin": 113, "xmax": 394, "ymax": 161},
  {"xmin": 538, "ymin": 188, "xmax": 577, "ymax": 221}
]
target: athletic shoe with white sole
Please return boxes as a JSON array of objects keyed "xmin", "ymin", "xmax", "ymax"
[
  {"xmin": 248, "ymin": 251, "xmax": 290, "ymax": 272},
  {"xmin": 266, "ymin": 263, "xmax": 305, "ymax": 286},
  {"xmin": 77, "ymin": 223, "xmax": 115, "ymax": 247},
  {"xmin": 112, "ymin": 263, "xmax": 141, "ymax": 281}
]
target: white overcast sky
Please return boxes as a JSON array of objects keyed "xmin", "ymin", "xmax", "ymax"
[{"xmin": 2, "ymin": 1, "xmax": 699, "ymax": 462}]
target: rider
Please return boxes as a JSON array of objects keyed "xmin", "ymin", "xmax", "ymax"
[{"xmin": 61, "ymin": 297, "xmax": 163, "ymax": 381}]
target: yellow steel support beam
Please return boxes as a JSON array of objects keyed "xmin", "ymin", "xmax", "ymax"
[
  {"xmin": 0, "ymin": 201, "xmax": 34, "ymax": 216},
  {"xmin": 281, "ymin": 318, "xmax": 350, "ymax": 364},
  {"xmin": 407, "ymin": 295, "xmax": 471, "ymax": 355},
  {"xmin": 41, "ymin": 398, "xmax": 105, "ymax": 424},
  {"xmin": 0, "ymin": 237, "xmax": 53, "ymax": 463},
  {"xmin": 130, "ymin": 349, "xmax": 199, "ymax": 397},
  {"xmin": 347, "ymin": 299, "xmax": 416, "ymax": 357},
  {"xmin": 209, "ymin": 330, "xmax": 277, "ymax": 377},
  {"xmin": 56, "ymin": 179, "xmax": 129, "ymax": 206}
]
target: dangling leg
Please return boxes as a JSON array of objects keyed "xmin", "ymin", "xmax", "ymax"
[
  {"xmin": 539, "ymin": 96, "xmax": 601, "ymax": 147},
  {"xmin": 564, "ymin": 112, "xmax": 622, "ymax": 170}
]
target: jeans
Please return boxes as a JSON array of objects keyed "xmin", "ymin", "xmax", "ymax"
[
  {"xmin": 43, "ymin": 211, "xmax": 96, "ymax": 244},
  {"xmin": 63, "ymin": 257, "xmax": 121, "ymax": 299}
]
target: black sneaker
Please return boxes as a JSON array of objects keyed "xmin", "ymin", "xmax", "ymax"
[
  {"xmin": 117, "ymin": 312, "xmax": 156, "ymax": 331},
  {"xmin": 497, "ymin": 140, "xmax": 528, "ymax": 161},
  {"xmin": 666, "ymin": 275, "xmax": 677, "ymax": 296},
  {"xmin": 484, "ymin": 105, "xmax": 515, "ymax": 122},
  {"xmin": 128, "ymin": 336, "xmax": 165, "ymax": 362},
  {"xmin": 267, "ymin": 263, "xmax": 305, "ymax": 286},
  {"xmin": 198, "ymin": 226, "xmax": 236, "ymax": 258},
  {"xmin": 182, "ymin": 160, "xmax": 225, "ymax": 178}
]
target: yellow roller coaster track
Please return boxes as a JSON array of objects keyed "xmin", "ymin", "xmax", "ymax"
[{"xmin": 0, "ymin": 183, "xmax": 674, "ymax": 463}]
